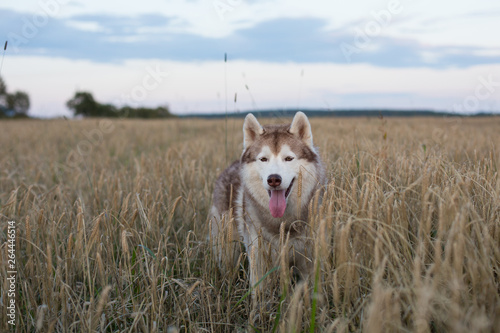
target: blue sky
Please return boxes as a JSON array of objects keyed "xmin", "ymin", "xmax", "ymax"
[{"xmin": 1, "ymin": 0, "xmax": 500, "ymax": 116}]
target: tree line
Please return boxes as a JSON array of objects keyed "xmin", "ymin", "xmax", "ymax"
[
  {"xmin": 1, "ymin": 75, "xmax": 173, "ymax": 119},
  {"xmin": 0, "ymin": 76, "xmax": 30, "ymax": 118},
  {"xmin": 66, "ymin": 91, "xmax": 174, "ymax": 118}
]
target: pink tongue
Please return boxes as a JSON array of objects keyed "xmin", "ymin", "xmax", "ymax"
[{"xmin": 269, "ymin": 190, "xmax": 286, "ymax": 218}]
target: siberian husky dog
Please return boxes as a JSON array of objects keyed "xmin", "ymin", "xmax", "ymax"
[{"xmin": 210, "ymin": 112, "xmax": 325, "ymax": 290}]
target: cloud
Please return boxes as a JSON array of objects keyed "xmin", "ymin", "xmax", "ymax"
[
  {"xmin": 1, "ymin": 8, "xmax": 499, "ymax": 68},
  {"xmin": 67, "ymin": 13, "xmax": 172, "ymax": 34}
]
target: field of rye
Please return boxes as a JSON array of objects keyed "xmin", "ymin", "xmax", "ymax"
[{"xmin": 0, "ymin": 116, "xmax": 499, "ymax": 332}]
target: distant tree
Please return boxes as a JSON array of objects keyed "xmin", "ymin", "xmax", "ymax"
[
  {"xmin": 6, "ymin": 91, "xmax": 30, "ymax": 115},
  {"xmin": 97, "ymin": 103, "xmax": 119, "ymax": 117},
  {"xmin": 0, "ymin": 76, "xmax": 6, "ymax": 95},
  {"xmin": 0, "ymin": 76, "xmax": 7, "ymax": 112},
  {"xmin": 66, "ymin": 91, "xmax": 100, "ymax": 117},
  {"xmin": 0, "ymin": 76, "xmax": 31, "ymax": 117},
  {"xmin": 118, "ymin": 105, "xmax": 173, "ymax": 118},
  {"xmin": 155, "ymin": 106, "xmax": 171, "ymax": 118}
]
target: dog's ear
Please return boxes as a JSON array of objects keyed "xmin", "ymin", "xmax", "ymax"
[
  {"xmin": 289, "ymin": 111, "xmax": 313, "ymax": 148},
  {"xmin": 243, "ymin": 113, "xmax": 264, "ymax": 149}
]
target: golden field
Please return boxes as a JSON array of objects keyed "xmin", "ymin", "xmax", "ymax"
[{"xmin": 0, "ymin": 116, "xmax": 499, "ymax": 332}]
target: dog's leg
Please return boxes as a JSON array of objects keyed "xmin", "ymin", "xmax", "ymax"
[
  {"xmin": 240, "ymin": 223, "xmax": 264, "ymax": 301},
  {"xmin": 210, "ymin": 207, "xmax": 240, "ymax": 272}
]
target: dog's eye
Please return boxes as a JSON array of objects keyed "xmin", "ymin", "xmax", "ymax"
[
  {"xmin": 285, "ymin": 156, "xmax": 294, "ymax": 162},
  {"xmin": 260, "ymin": 157, "xmax": 268, "ymax": 162}
]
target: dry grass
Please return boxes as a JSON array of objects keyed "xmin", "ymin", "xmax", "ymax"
[{"xmin": 0, "ymin": 116, "xmax": 499, "ymax": 332}]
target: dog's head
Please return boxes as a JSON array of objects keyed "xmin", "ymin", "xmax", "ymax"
[{"xmin": 240, "ymin": 112, "xmax": 320, "ymax": 218}]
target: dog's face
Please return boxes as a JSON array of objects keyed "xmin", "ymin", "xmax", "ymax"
[{"xmin": 241, "ymin": 112, "xmax": 319, "ymax": 218}]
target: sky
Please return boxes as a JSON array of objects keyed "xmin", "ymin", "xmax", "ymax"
[{"xmin": 1, "ymin": 0, "xmax": 499, "ymax": 117}]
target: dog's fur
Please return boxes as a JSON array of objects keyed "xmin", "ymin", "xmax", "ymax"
[{"xmin": 210, "ymin": 112, "xmax": 325, "ymax": 289}]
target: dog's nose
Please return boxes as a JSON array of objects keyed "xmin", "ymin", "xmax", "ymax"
[{"xmin": 267, "ymin": 174, "xmax": 282, "ymax": 188}]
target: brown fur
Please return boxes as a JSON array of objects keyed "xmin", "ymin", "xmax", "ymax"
[
  {"xmin": 241, "ymin": 124, "xmax": 318, "ymax": 164},
  {"xmin": 212, "ymin": 160, "xmax": 241, "ymax": 212}
]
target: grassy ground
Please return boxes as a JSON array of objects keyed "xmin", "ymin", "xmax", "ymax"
[{"xmin": 0, "ymin": 116, "xmax": 499, "ymax": 332}]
